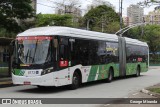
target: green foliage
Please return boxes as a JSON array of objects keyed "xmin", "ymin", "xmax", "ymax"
[
  {"xmin": 0, "ymin": 28, "xmax": 16, "ymax": 38},
  {"xmin": 151, "ymin": 0, "xmax": 158, "ymax": 2},
  {"xmin": 123, "ymin": 26, "xmax": 142, "ymax": 39},
  {"xmin": 150, "ymin": 54, "xmax": 160, "ymax": 64},
  {"xmin": 20, "ymin": 20, "xmax": 36, "ymax": 30},
  {"xmin": 0, "ymin": 0, "xmax": 34, "ymax": 34},
  {"xmin": 83, "ymin": 5, "xmax": 120, "ymax": 33},
  {"xmin": 35, "ymin": 14, "xmax": 73, "ymax": 27},
  {"xmin": 106, "ymin": 22, "xmax": 120, "ymax": 34},
  {"xmin": 143, "ymin": 25, "xmax": 160, "ymax": 55},
  {"xmin": 148, "ymin": 88, "xmax": 160, "ymax": 93}
]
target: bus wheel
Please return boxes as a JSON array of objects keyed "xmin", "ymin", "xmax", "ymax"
[
  {"xmin": 136, "ymin": 66, "xmax": 140, "ymax": 77},
  {"xmin": 107, "ymin": 68, "xmax": 113, "ymax": 82},
  {"xmin": 70, "ymin": 72, "xmax": 80, "ymax": 90}
]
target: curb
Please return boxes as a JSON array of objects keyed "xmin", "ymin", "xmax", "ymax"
[
  {"xmin": 141, "ymin": 88, "xmax": 160, "ymax": 98},
  {"xmin": 0, "ymin": 81, "xmax": 14, "ymax": 88},
  {"xmin": 0, "ymin": 81, "xmax": 12, "ymax": 85}
]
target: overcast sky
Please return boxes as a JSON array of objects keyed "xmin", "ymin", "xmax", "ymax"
[{"xmin": 37, "ymin": 0, "xmax": 157, "ymax": 16}]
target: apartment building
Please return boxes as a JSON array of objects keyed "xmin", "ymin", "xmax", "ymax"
[
  {"xmin": 144, "ymin": 6, "xmax": 160, "ymax": 25},
  {"xmin": 127, "ymin": 5, "xmax": 144, "ymax": 25}
]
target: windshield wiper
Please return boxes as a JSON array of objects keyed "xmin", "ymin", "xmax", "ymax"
[
  {"xmin": 24, "ymin": 49, "xmax": 34, "ymax": 63},
  {"xmin": 24, "ymin": 55, "xmax": 34, "ymax": 62},
  {"xmin": 25, "ymin": 49, "xmax": 29, "ymax": 62}
]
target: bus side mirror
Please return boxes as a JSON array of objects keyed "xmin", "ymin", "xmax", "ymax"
[{"xmin": 9, "ymin": 40, "xmax": 15, "ymax": 55}]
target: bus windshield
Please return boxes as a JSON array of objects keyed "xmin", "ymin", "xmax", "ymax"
[{"xmin": 17, "ymin": 37, "xmax": 52, "ymax": 64}]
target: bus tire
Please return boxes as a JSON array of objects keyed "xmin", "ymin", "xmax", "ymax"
[
  {"xmin": 107, "ymin": 68, "xmax": 113, "ymax": 82},
  {"xmin": 136, "ymin": 66, "xmax": 140, "ymax": 77},
  {"xmin": 69, "ymin": 72, "xmax": 80, "ymax": 90}
]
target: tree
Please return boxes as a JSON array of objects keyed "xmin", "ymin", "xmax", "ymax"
[
  {"xmin": 35, "ymin": 14, "xmax": 73, "ymax": 27},
  {"xmin": 54, "ymin": 0, "xmax": 81, "ymax": 13},
  {"xmin": 143, "ymin": 25, "xmax": 160, "ymax": 55},
  {"xmin": 0, "ymin": 28, "xmax": 16, "ymax": 38},
  {"xmin": 123, "ymin": 26, "xmax": 143, "ymax": 39},
  {"xmin": 106, "ymin": 22, "xmax": 120, "ymax": 34},
  {"xmin": 83, "ymin": 5, "xmax": 120, "ymax": 33},
  {"xmin": 0, "ymin": 0, "xmax": 34, "ymax": 34},
  {"xmin": 138, "ymin": 0, "xmax": 160, "ymax": 7},
  {"xmin": 53, "ymin": 0, "xmax": 82, "ymax": 28}
]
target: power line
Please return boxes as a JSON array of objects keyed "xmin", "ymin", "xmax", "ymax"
[
  {"xmin": 47, "ymin": 0, "xmax": 73, "ymax": 6},
  {"xmin": 37, "ymin": 1, "xmax": 87, "ymax": 13},
  {"xmin": 37, "ymin": 2, "xmax": 57, "ymax": 9},
  {"xmin": 47, "ymin": 0, "xmax": 61, "ymax": 4},
  {"xmin": 47, "ymin": 0, "xmax": 55, "ymax": 3}
]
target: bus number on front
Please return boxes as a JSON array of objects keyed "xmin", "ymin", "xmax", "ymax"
[{"xmin": 28, "ymin": 71, "xmax": 38, "ymax": 74}]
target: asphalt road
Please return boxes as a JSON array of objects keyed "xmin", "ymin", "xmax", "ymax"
[{"xmin": 0, "ymin": 66, "xmax": 160, "ymax": 107}]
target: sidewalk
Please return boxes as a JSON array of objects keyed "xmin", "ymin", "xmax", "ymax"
[{"xmin": 0, "ymin": 77, "xmax": 13, "ymax": 88}]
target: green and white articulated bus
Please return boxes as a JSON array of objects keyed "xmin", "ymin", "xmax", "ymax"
[{"xmin": 12, "ymin": 26, "xmax": 149, "ymax": 89}]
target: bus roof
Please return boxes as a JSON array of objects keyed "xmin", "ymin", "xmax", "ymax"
[
  {"xmin": 124, "ymin": 37, "xmax": 148, "ymax": 47},
  {"xmin": 17, "ymin": 26, "xmax": 118, "ymax": 42},
  {"xmin": 17, "ymin": 26, "xmax": 148, "ymax": 47}
]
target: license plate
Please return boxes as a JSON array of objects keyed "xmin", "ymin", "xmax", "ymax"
[
  {"xmin": 28, "ymin": 71, "xmax": 39, "ymax": 75},
  {"xmin": 24, "ymin": 81, "xmax": 31, "ymax": 85}
]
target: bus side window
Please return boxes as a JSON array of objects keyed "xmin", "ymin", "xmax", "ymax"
[
  {"xmin": 60, "ymin": 45, "xmax": 65, "ymax": 60},
  {"xmin": 59, "ymin": 37, "xmax": 69, "ymax": 67}
]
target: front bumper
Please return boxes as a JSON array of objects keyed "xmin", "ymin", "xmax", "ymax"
[{"xmin": 12, "ymin": 73, "xmax": 58, "ymax": 86}]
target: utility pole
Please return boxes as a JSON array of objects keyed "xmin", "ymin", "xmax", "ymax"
[
  {"xmin": 102, "ymin": 15, "xmax": 104, "ymax": 32},
  {"xmin": 119, "ymin": 0, "xmax": 123, "ymax": 30},
  {"xmin": 101, "ymin": 12, "xmax": 107, "ymax": 32},
  {"xmin": 64, "ymin": 5, "xmax": 67, "ymax": 14},
  {"xmin": 141, "ymin": 17, "xmax": 145, "ymax": 36},
  {"xmin": 64, "ymin": 5, "xmax": 75, "ymax": 27},
  {"xmin": 87, "ymin": 19, "xmax": 91, "ymax": 30}
]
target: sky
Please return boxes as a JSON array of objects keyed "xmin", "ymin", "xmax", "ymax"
[{"xmin": 37, "ymin": 0, "xmax": 157, "ymax": 16}]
